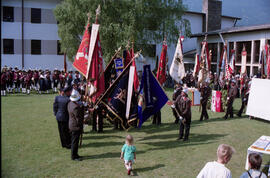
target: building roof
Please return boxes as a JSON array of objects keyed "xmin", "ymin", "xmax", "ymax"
[
  {"xmin": 184, "ymin": 10, "xmax": 241, "ymax": 20},
  {"xmin": 191, "ymin": 23, "xmax": 270, "ymax": 37}
]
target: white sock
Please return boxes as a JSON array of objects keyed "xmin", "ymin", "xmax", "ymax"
[
  {"xmin": 4, "ymin": 90, "xmax": 6, "ymax": 96},
  {"xmin": 27, "ymin": 89, "xmax": 30, "ymax": 94}
]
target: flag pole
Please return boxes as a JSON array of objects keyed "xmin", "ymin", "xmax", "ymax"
[{"xmin": 94, "ymin": 51, "xmax": 141, "ymax": 107}]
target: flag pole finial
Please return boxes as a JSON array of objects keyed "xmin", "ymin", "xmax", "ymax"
[
  {"xmin": 87, "ymin": 12, "xmax": 91, "ymax": 23},
  {"xmin": 95, "ymin": 5, "xmax": 101, "ymax": 24}
]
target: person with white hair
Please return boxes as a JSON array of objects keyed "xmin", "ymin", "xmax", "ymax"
[
  {"xmin": 67, "ymin": 89, "xmax": 84, "ymax": 161},
  {"xmin": 197, "ymin": 144, "xmax": 235, "ymax": 178},
  {"xmin": 174, "ymin": 88, "xmax": 192, "ymax": 141}
]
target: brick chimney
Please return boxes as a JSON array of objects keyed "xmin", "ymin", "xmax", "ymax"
[{"xmin": 202, "ymin": 0, "xmax": 222, "ymax": 32}]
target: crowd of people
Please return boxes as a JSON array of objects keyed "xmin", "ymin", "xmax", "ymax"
[
  {"xmin": 2, "ymin": 65, "xmax": 268, "ymax": 176},
  {"xmin": 1, "ymin": 66, "xmax": 86, "ymax": 96}
]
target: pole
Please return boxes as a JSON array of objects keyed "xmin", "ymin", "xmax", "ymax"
[{"xmin": 21, "ymin": 0, "xmax": 24, "ymax": 69}]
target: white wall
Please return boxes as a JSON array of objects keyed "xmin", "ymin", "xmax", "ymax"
[
  {"xmin": 1, "ymin": 54, "xmax": 73, "ymax": 71},
  {"xmin": 2, "ymin": 0, "xmax": 61, "ymax": 9}
]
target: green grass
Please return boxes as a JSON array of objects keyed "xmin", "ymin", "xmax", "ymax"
[{"xmin": 1, "ymin": 90, "xmax": 270, "ymax": 178}]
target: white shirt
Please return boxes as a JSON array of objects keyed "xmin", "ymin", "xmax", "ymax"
[
  {"xmin": 197, "ymin": 161, "xmax": 232, "ymax": 178},
  {"xmin": 240, "ymin": 169, "xmax": 267, "ymax": 178}
]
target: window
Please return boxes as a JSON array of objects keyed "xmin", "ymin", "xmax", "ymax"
[
  {"xmin": 3, "ymin": 39, "xmax": 14, "ymax": 54},
  {"xmin": 57, "ymin": 40, "xmax": 63, "ymax": 55},
  {"xmin": 236, "ymin": 41, "xmax": 251, "ymax": 64},
  {"xmin": 3, "ymin": 6, "xmax": 14, "ymax": 22},
  {"xmin": 254, "ymin": 40, "xmax": 260, "ymax": 64},
  {"xmin": 31, "ymin": 8, "xmax": 41, "ymax": 23},
  {"xmin": 208, "ymin": 43, "xmax": 218, "ymax": 62},
  {"xmin": 31, "ymin": 40, "xmax": 41, "ymax": 54}
]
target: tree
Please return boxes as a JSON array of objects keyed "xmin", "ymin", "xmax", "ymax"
[{"xmin": 54, "ymin": 0, "xmax": 191, "ymax": 63}]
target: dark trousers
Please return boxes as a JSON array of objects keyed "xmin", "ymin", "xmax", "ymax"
[
  {"xmin": 200, "ymin": 103, "xmax": 209, "ymax": 120},
  {"xmin": 57, "ymin": 121, "xmax": 71, "ymax": 148},
  {"xmin": 71, "ymin": 130, "xmax": 81, "ymax": 159},
  {"xmin": 152, "ymin": 111, "xmax": 161, "ymax": 125},
  {"xmin": 238, "ymin": 99, "xmax": 248, "ymax": 116},
  {"xmin": 53, "ymin": 80, "xmax": 59, "ymax": 88},
  {"xmin": 172, "ymin": 109, "xmax": 179, "ymax": 124},
  {"xmin": 225, "ymin": 100, "xmax": 234, "ymax": 118},
  {"xmin": 92, "ymin": 109, "xmax": 103, "ymax": 132},
  {"xmin": 114, "ymin": 120, "xmax": 123, "ymax": 130},
  {"xmin": 179, "ymin": 120, "xmax": 190, "ymax": 140}
]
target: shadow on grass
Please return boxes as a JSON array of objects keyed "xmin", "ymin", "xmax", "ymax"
[
  {"xmin": 142, "ymin": 133, "xmax": 226, "ymax": 151},
  {"xmin": 82, "ymin": 150, "xmax": 146, "ymax": 160},
  {"xmin": 132, "ymin": 164, "xmax": 165, "ymax": 176},
  {"xmin": 82, "ymin": 135, "xmax": 124, "ymax": 140},
  {"xmin": 81, "ymin": 141, "xmax": 123, "ymax": 148}
]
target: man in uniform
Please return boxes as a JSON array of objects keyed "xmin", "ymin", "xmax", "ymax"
[
  {"xmin": 53, "ymin": 86, "xmax": 72, "ymax": 149},
  {"xmin": 172, "ymin": 83, "xmax": 182, "ymax": 124},
  {"xmin": 237, "ymin": 80, "xmax": 251, "ymax": 117},
  {"xmin": 199, "ymin": 81, "xmax": 212, "ymax": 121},
  {"xmin": 152, "ymin": 110, "xmax": 161, "ymax": 125},
  {"xmin": 224, "ymin": 79, "xmax": 238, "ymax": 119},
  {"xmin": 175, "ymin": 89, "xmax": 191, "ymax": 141},
  {"xmin": 68, "ymin": 90, "xmax": 84, "ymax": 161},
  {"xmin": 1, "ymin": 68, "xmax": 7, "ymax": 96}
]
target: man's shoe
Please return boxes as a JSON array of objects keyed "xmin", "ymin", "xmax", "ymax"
[
  {"xmin": 177, "ymin": 137, "xmax": 183, "ymax": 140},
  {"xmin": 72, "ymin": 158, "xmax": 82, "ymax": 161}
]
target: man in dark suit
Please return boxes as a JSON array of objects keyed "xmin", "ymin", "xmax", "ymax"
[
  {"xmin": 175, "ymin": 89, "xmax": 192, "ymax": 141},
  {"xmin": 53, "ymin": 87, "xmax": 72, "ymax": 149},
  {"xmin": 199, "ymin": 82, "xmax": 212, "ymax": 121},
  {"xmin": 224, "ymin": 79, "xmax": 238, "ymax": 119},
  {"xmin": 68, "ymin": 90, "xmax": 84, "ymax": 161}
]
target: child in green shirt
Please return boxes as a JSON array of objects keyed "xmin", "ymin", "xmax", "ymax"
[{"xmin": 120, "ymin": 135, "xmax": 136, "ymax": 175}]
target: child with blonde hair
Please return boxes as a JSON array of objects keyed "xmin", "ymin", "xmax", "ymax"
[
  {"xmin": 120, "ymin": 135, "xmax": 136, "ymax": 175},
  {"xmin": 197, "ymin": 144, "xmax": 235, "ymax": 178}
]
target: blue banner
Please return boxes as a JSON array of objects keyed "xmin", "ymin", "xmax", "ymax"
[
  {"xmin": 138, "ymin": 65, "xmax": 169, "ymax": 128},
  {"xmin": 114, "ymin": 58, "xmax": 124, "ymax": 77}
]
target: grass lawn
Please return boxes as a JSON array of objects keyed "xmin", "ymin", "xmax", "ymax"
[{"xmin": 1, "ymin": 90, "xmax": 270, "ymax": 178}]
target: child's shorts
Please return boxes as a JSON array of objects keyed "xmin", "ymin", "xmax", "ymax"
[{"xmin": 124, "ymin": 160, "xmax": 134, "ymax": 164}]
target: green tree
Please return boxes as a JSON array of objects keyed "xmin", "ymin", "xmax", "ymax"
[{"xmin": 54, "ymin": 0, "xmax": 191, "ymax": 63}]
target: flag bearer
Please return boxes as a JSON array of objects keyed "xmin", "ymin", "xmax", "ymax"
[
  {"xmin": 198, "ymin": 81, "xmax": 212, "ymax": 121},
  {"xmin": 224, "ymin": 79, "xmax": 238, "ymax": 119},
  {"xmin": 1, "ymin": 68, "xmax": 7, "ymax": 96},
  {"xmin": 175, "ymin": 89, "xmax": 191, "ymax": 141},
  {"xmin": 237, "ymin": 80, "xmax": 251, "ymax": 117}
]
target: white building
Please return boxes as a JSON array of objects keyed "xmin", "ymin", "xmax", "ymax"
[
  {"xmin": 191, "ymin": 24, "xmax": 270, "ymax": 76},
  {"xmin": 1, "ymin": 0, "xmax": 73, "ymax": 70}
]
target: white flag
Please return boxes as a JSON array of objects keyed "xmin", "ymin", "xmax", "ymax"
[{"xmin": 169, "ymin": 37, "xmax": 185, "ymax": 83}]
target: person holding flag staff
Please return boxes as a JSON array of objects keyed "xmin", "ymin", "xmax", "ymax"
[
  {"xmin": 174, "ymin": 88, "xmax": 191, "ymax": 141},
  {"xmin": 199, "ymin": 81, "xmax": 211, "ymax": 121},
  {"xmin": 68, "ymin": 89, "xmax": 84, "ymax": 161}
]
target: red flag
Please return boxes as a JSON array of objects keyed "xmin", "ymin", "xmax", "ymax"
[
  {"xmin": 130, "ymin": 47, "xmax": 139, "ymax": 91},
  {"xmin": 224, "ymin": 47, "xmax": 231, "ymax": 80},
  {"xmin": 156, "ymin": 44, "xmax": 167, "ymax": 85},
  {"xmin": 266, "ymin": 45, "xmax": 270, "ymax": 78},
  {"xmin": 73, "ymin": 23, "xmax": 90, "ymax": 76},
  {"xmin": 88, "ymin": 32, "xmax": 105, "ymax": 102}
]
